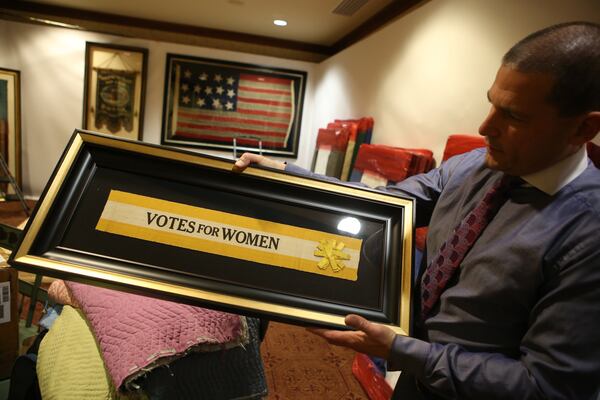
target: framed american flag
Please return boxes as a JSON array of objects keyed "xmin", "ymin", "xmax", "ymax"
[{"xmin": 161, "ymin": 54, "xmax": 307, "ymax": 158}]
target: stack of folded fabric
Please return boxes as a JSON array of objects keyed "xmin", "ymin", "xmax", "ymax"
[
  {"xmin": 349, "ymin": 144, "xmax": 435, "ymax": 188},
  {"xmin": 310, "ymin": 117, "xmax": 374, "ymax": 180},
  {"xmin": 326, "ymin": 121, "xmax": 358, "ymax": 181},
  {"xmin": 310, "ymin": 126, "xmax": 350, "ymax": 179},
  {"xmin": 333, "ymin": 117, "xmax": 374, "ymax": 181},
  {"xmin": 36, "ymin": 280, "xmax": 267, "ymax": 400}
]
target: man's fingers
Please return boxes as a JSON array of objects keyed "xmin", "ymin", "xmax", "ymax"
[
  {"xmin": 306, "ymin": 327, "xmax": 360, "ymax": 346},
  {"xmin": 232, "ymin": 153, "xmax": 260, "ymax": 172},
  {"xmin": 345, "ymin": 314, "xmax": 395, "ymax": 347},
  {"xmin": 232, "ymin": 153, "xmax": 286, "ymax": 172},
  {"xmin": 345, "ymin": 314, "xmax": 372, "ymax": 332}
]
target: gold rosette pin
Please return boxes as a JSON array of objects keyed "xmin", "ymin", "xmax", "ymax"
[{"xmin": 314, "ymin": 239, "xmax": 351, "ymax": 273}]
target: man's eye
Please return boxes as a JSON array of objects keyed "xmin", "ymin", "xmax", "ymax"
[{"xmin": 504, "ymin": 110, "xmax": 524, "ymax": 121}]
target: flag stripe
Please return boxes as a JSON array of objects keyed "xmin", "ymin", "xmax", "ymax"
[
  {"xmin": 239, "ymin": 73, "xmax": 292, "ymax": 86},
  {"xmin": 238, "ymin": 85, "xmax": 291, "ymax": 96},
  {"xmin": 177, "ymin": 113, "xmax": 290, "ymax": 129},
  {"xmin": 238, "ymin": 102, "xmax": 291, "ymax": 114},
  {"xmin": 237, "ymin": 89, "xmax": 291, "ymax": 102},
  {"xmin": 178, "ymin": 106, "xmax": 291, "ymax": 122},
  {"xmin": 236, "ymin": 107, "xmax": 290, "ymax": 119},
  {"xmin": 175, "ymin": 131, "xmax": 286, "ymax": 147},
  {"xmin": 176, "ymin": 122, "xmax": 287, "ymax": 137},
  {"xmin": 237, "ymin": 96, "xmax": 292, "ymax": 108}
]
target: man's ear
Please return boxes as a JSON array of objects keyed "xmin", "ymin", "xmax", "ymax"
[{"xmin": 570, "ymin": 111, "xmax": 600, "ymax": 145}]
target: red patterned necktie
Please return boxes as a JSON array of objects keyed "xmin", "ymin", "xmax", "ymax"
[{"xmin": 420, "ymin": 175, "xmax": 516, "ymax": 320}]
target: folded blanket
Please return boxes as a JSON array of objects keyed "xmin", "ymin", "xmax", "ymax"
[
  {"xmin": 49, "ymin": 280, "xmax": 247, "ymax": 391},
  {"xmin": 37, "ymin": 305, "xmax": 140, "ymax": 399},
  {"xmin": 38, "ymin": 305, "xmax": 267, "ymax": 400}
]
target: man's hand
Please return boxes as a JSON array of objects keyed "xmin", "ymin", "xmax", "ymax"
[
  {"xmin": 232, "ymin": 152, "xmax": 286, "ymax": 172},
  {"xmin": 307, "ymin": 314, "xmax": 397, "ymax": 359}
]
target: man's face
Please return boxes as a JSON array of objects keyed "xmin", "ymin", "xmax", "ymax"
[{"xmin": 478, "ymin": 66, "xmax": 582, "ymax": 176}]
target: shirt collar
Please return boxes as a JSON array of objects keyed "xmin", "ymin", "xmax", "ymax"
[{"xmin": 521, "ymin": 146, "xmax": 588, "ymax": 195}]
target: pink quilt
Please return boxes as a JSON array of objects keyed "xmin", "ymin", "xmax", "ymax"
[{"xmin": 56, "ymin": 281, "xmax": 247, "ymax": 390}]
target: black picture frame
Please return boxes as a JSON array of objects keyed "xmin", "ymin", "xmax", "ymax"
[
  {"xmin": 10, "ymin": 130, "xmax": 413, "ymax": 334},
  {"xmin": 83, "ymin": 42, "xmax": 148, "ymax": 140},
  {"xmin": 161, "ymin": 54, "xmax": 306, "ymax": 158}
]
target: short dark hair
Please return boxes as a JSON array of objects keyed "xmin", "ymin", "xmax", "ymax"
[{"xmin": 502, "ymin": 22, "xmax": 600, "ymax": 116}]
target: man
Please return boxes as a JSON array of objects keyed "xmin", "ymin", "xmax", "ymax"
[{"xmin": 234, "ymin": 22, "xmax": 600, "ymax": 399}]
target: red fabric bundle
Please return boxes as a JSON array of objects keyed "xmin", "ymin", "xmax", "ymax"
[
  {"xmin": 442, "ymin": 134, "xmax": 486, "ymax": 161},
  {"xmin": 354, "ymin": 144, "xmax": 434, "ymax": 183},
  {"xmin": 351, "ymin": 353, "xmax": 393, "ymax": 400},
  {"xmin": 316, "ymin": 127, "xmax": 349, "ymax": 151},
  {"xmin": 328, "ymin": 121, "xmax": 358, "ymax": 181},
  {"xmin": 404, "ymin": 148, "xmax": 435, "ymax": 175},
  {"xmin": 353, "ymin": 144, "xmax": 414, "ymax": 183}
]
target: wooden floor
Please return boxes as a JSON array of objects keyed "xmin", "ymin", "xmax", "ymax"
[{"xmin": 1, "ymin": 199, "xmax": 369, "ymax": 399}]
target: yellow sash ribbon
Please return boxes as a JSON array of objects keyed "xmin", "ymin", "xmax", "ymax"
[{"xmin": 95, "ymin": 190, "xmax": 362, "ymax": 281}]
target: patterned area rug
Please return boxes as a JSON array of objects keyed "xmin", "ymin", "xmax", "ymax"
[{"xmin": 261, "ymin": 322, "xmax": 368, "ymax": 399}]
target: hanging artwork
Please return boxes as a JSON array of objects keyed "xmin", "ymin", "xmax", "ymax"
[
  {"xmin": 0, "ymin": 68, "xmax": 21, "ymax": 197},
  {"xmin": 83, "ymin": 42, "xmax": 148, "ymax": 140},
  {"xmin": 162, "ymin": 54, "xmax": 307, "ymax": 158}
]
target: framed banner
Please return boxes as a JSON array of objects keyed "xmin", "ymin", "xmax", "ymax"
[
  {"xmin": 83, "ymin": 42, "xmax": 148, "ymax": 140},
  {"xmin": 10, "ymin": 130, "xmax": 413, "ymax": 334},
  {"xmin": 0, "ymin": 68, "xmax": 22, "ymax": 197},
  {"xmin": 161, "ymin": 54, "xmax": 306, "ymax": 158}
]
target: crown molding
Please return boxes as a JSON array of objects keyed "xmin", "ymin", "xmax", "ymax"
[{"xmin": 0, "ymin": 0, "xmax": 426, "ymax": 62}]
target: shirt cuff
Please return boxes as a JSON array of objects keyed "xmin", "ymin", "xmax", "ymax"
[
  {"xmin": 387, "ymin": 335, "xmax": 430, "ymax": 377},
  {"xmin": 284, "ymin": 163, "xmax": 307, "ymax": 175}
]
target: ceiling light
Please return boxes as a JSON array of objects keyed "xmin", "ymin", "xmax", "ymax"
[{"xmin": 273, "ymin": 19, "xmax": 287, "ymax": 27}]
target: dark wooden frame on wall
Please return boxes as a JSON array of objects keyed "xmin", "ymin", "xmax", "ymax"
[
  {"xmin": 10, "ymin": 130, "xmax": 414, "ymax": 334},
  {"xmin": 0, "ymin": 67, "xmax": 22, "ymax": 194},
  {"xmin": 82, "ymin": 42, "xmax": 148, "ymax": 140},
  {"xmin": 162, "ymin": 54, "xmax": 307, "ymax": 158}
]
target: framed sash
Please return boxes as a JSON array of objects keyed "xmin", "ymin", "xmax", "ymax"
[{"xmin": 10, "ymin": 130, "xmax": 414, "ymax": 334}]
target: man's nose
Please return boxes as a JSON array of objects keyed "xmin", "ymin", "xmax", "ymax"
[{"xmin": 479, "ymin": 107, "xmax": 500, "ymax": 137}]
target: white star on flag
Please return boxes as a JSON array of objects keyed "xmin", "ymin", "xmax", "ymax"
[
  {"xmin": 199, "ymin": 72, "xmax": 208, "ymax": 81},
  {"xmin": 184, "ymin": 70, "xmax": 192, "ymax": 78},
  {"xmin": 214, "ymin": 74, "xmax": 223, "ymax": 82},
  {"xmin": 216, "ymin": 86, "xmax": 224, "ymax": 95},
  {"xmin": 225, "ymin": 101, "xmax": 234, "ymax": 110},
  {"xmin": 182, "ymin": 96, "xmax": 190, "ymax": 104},
  {"xmin": 196, "ymin": 98, "xmax": 205, "ymax": 107},
  {"xmin": 227, "ymin": 77, "xmax": 235, "ymax": 85},
  {"xmin": 227, "ymin": 89, "xmax": 236, "ymax": 98}
]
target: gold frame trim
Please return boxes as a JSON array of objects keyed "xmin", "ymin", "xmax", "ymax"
[{"xmin": 13, "ymin": 131, "xmax": 413, "ymax": 335}]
